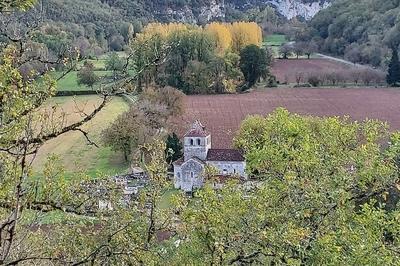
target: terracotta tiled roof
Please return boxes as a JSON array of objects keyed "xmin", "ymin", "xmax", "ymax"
[
  {"xmin": 184, "ymin": 120, "xmax": 209, "ymax": 137},
  {"xmin": 206, "ymin": 149, "xmax": 244, "ymax": 162}
]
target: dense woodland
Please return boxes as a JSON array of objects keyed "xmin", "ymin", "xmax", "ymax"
[
  {"xmin": 307, "ymin": 0, "xmax": 400, "ymax": 67},
  {"xmin": 14, "ymin": 0, "xmax": 287, "ymax": 58}
]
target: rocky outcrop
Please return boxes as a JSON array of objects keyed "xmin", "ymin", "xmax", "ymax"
[
  {"xmin": 154, "ymin": 0, "xmax": 225, "ymax": 23},
  {"xmin": 264, "ymin": 0, "xmax": 331, "ymax": 20},
  {"xmin": 152, "ymin": 0, "xmax": 331, "ymax": 23},
  {"xmin": 228, "ymin": 0, "xmax": 332, "ymax": 20}
]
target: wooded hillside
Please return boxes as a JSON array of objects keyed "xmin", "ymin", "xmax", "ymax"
[{"xmin": 308, "ymin": 0, "xmax": 400, "ymax": 67}]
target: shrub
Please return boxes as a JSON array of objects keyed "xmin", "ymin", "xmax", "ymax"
[{"xmin": 307, "ymin": 74, "xmax": 321, "ymax": 87}]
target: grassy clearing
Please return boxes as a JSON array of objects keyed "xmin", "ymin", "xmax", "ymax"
[
  {"xmin": 263, "ymin": 34, "xmax": 287, "ymax": 58},
  {"xmin": 33, "ymin": 95, "xmax": 130, "ymax": 177},
  {"xmin": 55, "ymin": 70, "xmax": 114, "ymax": 91},
  {"xmin": 264, "ymin": 34, "xmax": 287, "ymax": 46},
  {"xmin": 56, "ymin": 53, "xmax": 127, "ymax": 91},
  {"xmin": 84, "ymin": 58, "xmax": 107, "ymax": 69}
]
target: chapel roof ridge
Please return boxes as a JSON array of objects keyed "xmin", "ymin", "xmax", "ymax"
[{"xmin": 184, "ymin": 120, "xmax": 209, "ymax": 138}]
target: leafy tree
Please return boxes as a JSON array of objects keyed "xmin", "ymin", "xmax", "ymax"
[
  {"xmin": 304, "ymin": 40, "xmax": 318, "ymax": 59},
  {"xmin": 309, "ymin": 0, "xmax": 400, "ymax": 65},
  {"xmin": 130, "ymin": 22, "xmax": 263, "ymax": 94},
  {"xmin": 293, "ymin": 42, "xmax": 305, "ymax": 59},
  {"xmin": 239, "ymin": 44, "xmax": 269, "ymax": 90},
  {"xmin": 205, "ymin": 22, "xmax": 232, "ymax": 53},
  {"xmin": 140, "ymin": 86, "xmax": 184, "ymax": 117},
  {"xmin": 74, "ymin": 36, "xmax": 91, "ymax": 58},
  {"xmin": 183, "ymin": 60, "xmax": 213, "ymax": 94},
  {"xmin": 105, "ymin": 52, "xmax": 125, "ymax": 81},
  {"xmin": 344, "ymin": 43, "xmax": 363, "ymax": 64},
  {"xmin": 109, "ymin": 34, "xmax": 125, "ymax": 51},
  {"xmin": 0, "ymin": 0, "xmax": 36, "ymax": 11},
  {"xmin": 229, "ymin": 22, "xmax": 263, "ymax": 53},
  {"xmin": 165, "ymin": 133, "xmax": 183, "ymax": 164},
  {"xmin": 103, "ymin": 86, "xmax": 184, "ymax": 160},
  {"xmin": 0, "ymin": 2, "xmax": 179, "ymax": 264},
  {"xmin": 131, "ymin": 31, "xmax": 167, "ymax": 91},
  {"xmin": 387, "ymin": 48, "xmax": 400, "ymax": 86},
  {"xmin": 102, "ymin": 106, "xmax": 146, "ymax": 161},
  {"xmin": 77, "ymin": 61, "xmax": 99, "ymax": 89},
  {"xmin": 207, "ymin": 52, "xmax": 243, "ymax": 93},
  {"xmin": 180, "ymin": 108, "xmax": 400, "ymax": 265},
  {"xmin": 279, "ymin": 43, "xmax": 293, "ymax": 59}
]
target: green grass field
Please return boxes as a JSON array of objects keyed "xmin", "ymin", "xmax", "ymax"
[
  {"xmin": 84, "ymin": 58, "xmax": 107, "ymax": 69},
  {"xmin": 264, "ymin": 34, "xmax": 287, "ymax": 46},
  {"xmin": 263, "ymin": 34, "xmax": 288, "ymax": 58},
  {"xmin": 56, "ymin": 70, "xmax": 114, "ymax": 91},
  {"xmin": 33, "ymin": 95, "xmax": 130, "ymax": 177},
  {"xmin": 56, "ymin": 53, "xmax": 128, "ymax": 91}
]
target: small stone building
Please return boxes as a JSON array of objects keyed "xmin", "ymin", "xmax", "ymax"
[{"xmin": 173, "ymin": 121, "xmax": 247, "ymax": 192}]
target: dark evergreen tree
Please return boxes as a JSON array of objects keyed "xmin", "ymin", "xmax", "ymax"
[
  {"xmin": 165, "ymin": 133, "xmax": 183, "ymax": 164},
  {"xmin": 387, "ymin": 48, "xmax": 400, "ymax": 86},
  {"xmin": 239, "ymin": 45, "xmax": 268, "ymax": 91}
]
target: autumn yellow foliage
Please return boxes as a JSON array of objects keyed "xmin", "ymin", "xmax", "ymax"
[
  {"xmin": 136, "ymin": 22, "xmax": 263, "ymax": 54},
  {"xmin": 141, "ymin": 22, "xmax": 189, "ymax": 38},
  {"xmin": 205, "ymin": 22, "xmax": 233, "ymax": 53},
  {"xmin": 229, "ymin": 22, "xmax": 263, "ymax": 53}
]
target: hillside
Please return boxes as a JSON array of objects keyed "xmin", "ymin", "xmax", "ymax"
[
  {"xmin": 42, "ymin": 0, "xmax": 332, "ymax": 25},
  {"xmin": 308, "ymin": 0, "xmax": 400, "ymax": 67},
  {"xmin": 27, "ymin": 0, "xmax": 333, "ymax": 58}
]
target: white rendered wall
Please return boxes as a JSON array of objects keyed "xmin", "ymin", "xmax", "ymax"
[{"xmin": 207, "ymin": 161, "xmax": 247, "ymax": 179}]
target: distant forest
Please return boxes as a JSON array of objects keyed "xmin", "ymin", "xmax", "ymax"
[
  {"xmin": 306, "ymin": 0, "xmax": 400, "ymax": 67},
  {"xmin": 6, "ymin": 0, "xmax": 400, "ymax": 69},
  {"xmin": 11, "ymin": 0, "xmax": 282, "ymax": 60}
]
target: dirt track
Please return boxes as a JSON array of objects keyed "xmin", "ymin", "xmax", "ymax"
[{"xmin": 173, "ymin": 88, "xmax": 400, "ymax": 148}]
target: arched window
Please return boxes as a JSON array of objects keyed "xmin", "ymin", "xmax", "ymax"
[
  {"xmin": 177, "ymin": 172, "xmax": 181, "ymax": 179},
  {"xmin": 190, "ymin": 139, "xmax": 194, "ymax": 146},
  {"xmin": 190, "ymin": 172, "xmax": 194, "ymax": 178},
  {"xmin": 197, "ymin": 138, "xmax": 201, "ymax": 145}
]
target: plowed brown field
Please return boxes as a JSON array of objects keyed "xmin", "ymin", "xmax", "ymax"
[
  {"xmin": 173, "ymin": 88, "xmax": 400, "ymax": 148},
  {"xmin": 271, "ymin": 59, "xmax": 358, "ymax": 83}
]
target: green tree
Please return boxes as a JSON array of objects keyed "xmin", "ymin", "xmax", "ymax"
[
  {"xmin": 165, "ymin": 133, "xmax": 183, "ymax": 164},
  {"xmin": 170, "ymin": 108, "xmax": 400, "ymax": 265},
  {"xmin": 105, "ymin": 52, "xmax": 125, "ymax": 81},
  {"xmin": 387, "ymin": 48, "xmax": 400, "ymax": 86},
  {"xmin": 77, "ymin": 61, "xmax": 99, "ymax": 89},
  {"xmin": 102, "ymin": 106, "xmax": 146, "ymax": 161},
  {"xmin": 183, "ymin": 60, "xmax": 213, "ymax": 94},
  {"xmin": 0, "ymin": 0, "xmax": 36, "ymax": 11},
  {"xmin": 239, "ymin": 44, "xmax": 269, "ymax": 90},
  {"xmin": 0, "ymin": 2, "xmax": 178, "ymax": 264},
  {"xmin": 103, "ymin": 86, "xmax": 184, "ymax": 161},
  {"xmin": 279, "ymin": 43, "xmax": 293, "ymax": 59}
]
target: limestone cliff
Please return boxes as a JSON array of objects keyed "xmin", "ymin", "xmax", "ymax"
[{"xmin": 152, "ymin": 0, "xmax": 332, "ymax": 22}]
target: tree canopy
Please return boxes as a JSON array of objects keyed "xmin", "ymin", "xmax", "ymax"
[
  {"xmin": 239, "ymin": 44, "xmax": 269, "ymax": 90},
  {"xmin": 387, "ymin": 48, "xmax": 400, "ymax": 86},
  {"xmin": 308, "ymin": 0, "xmax": 400, "ymax": 66}
]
